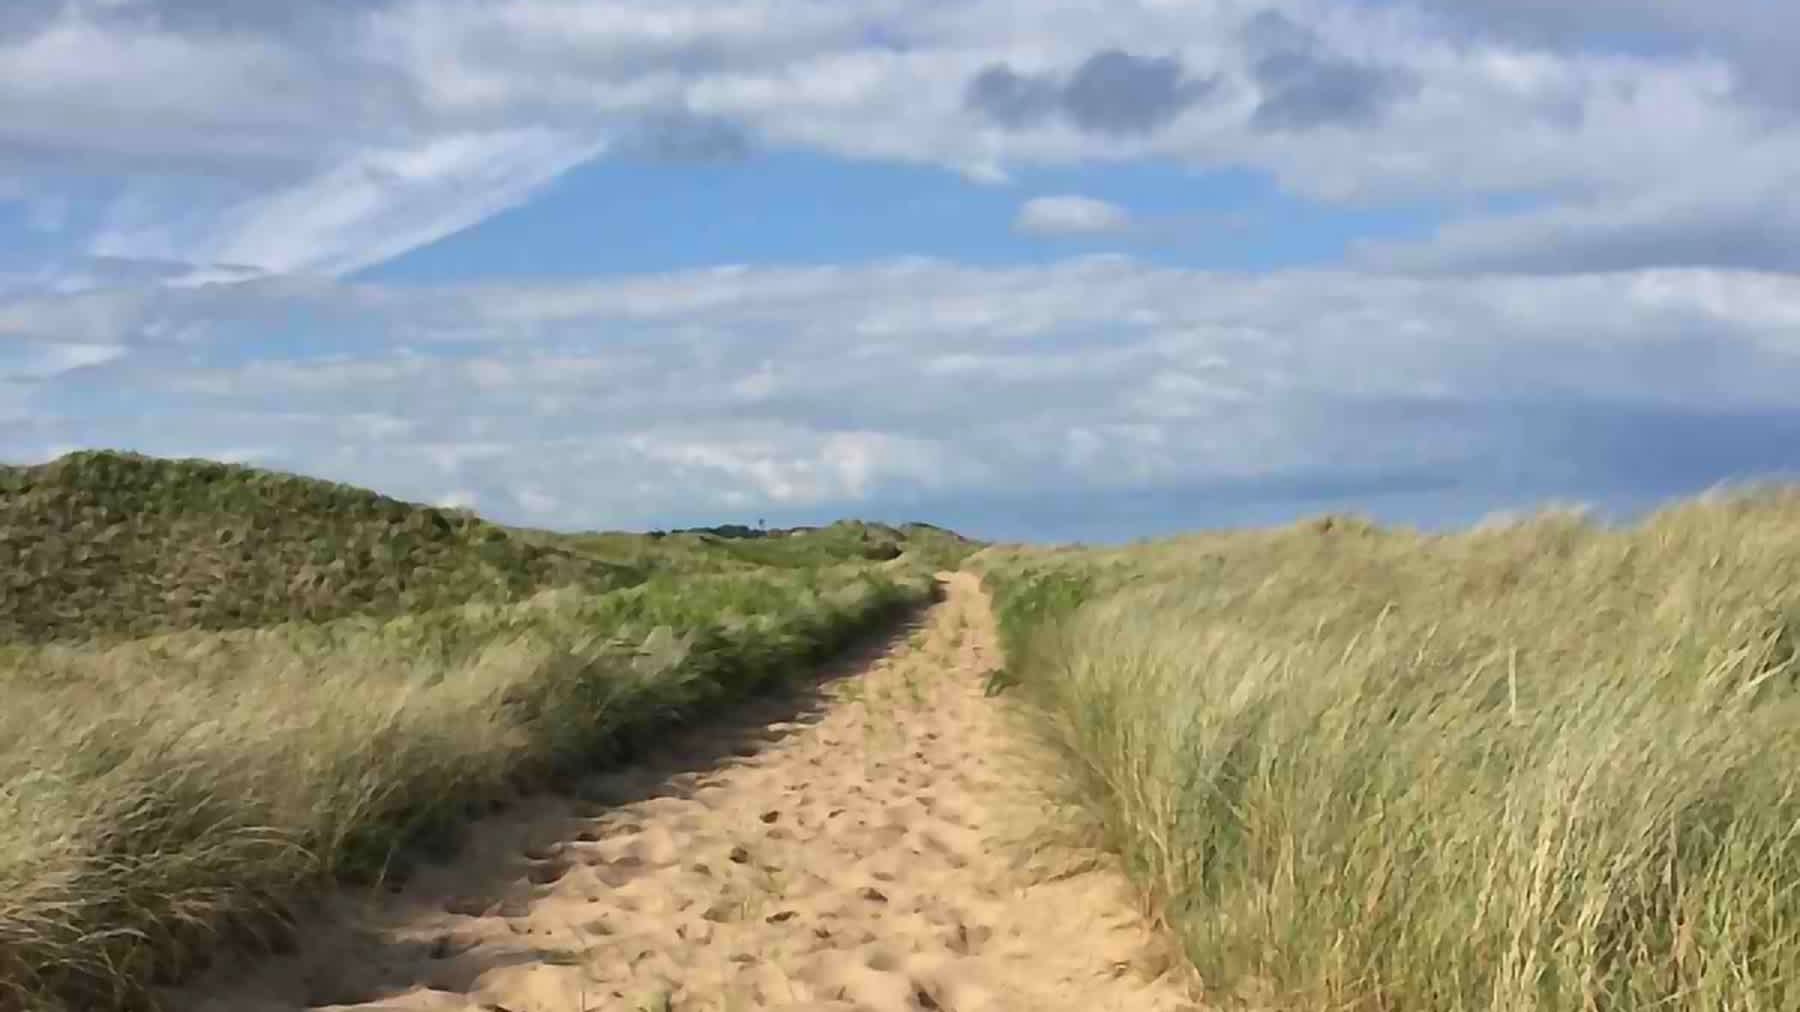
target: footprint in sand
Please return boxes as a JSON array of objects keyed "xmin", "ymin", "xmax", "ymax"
[{"xmin": 163, "ymin": 574, "xmax": 1200, "ymax": 1012}]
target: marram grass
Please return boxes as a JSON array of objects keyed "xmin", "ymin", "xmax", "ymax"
[
  {"xmin": 977, "ymin": 489, "xmax": 1800, "ymax": 1011},
  {"xmin": 0, "ymin": 451, "xmax": 643, "ymax": 644},
  {"xmin": 0, "ymin": 567, "xmax": 931, "ymax": 1011},
  {"xmin": 0, "ymin": 451, "xmax": 968, "ymax": 1011}
]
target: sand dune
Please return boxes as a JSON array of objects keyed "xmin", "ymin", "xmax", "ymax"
[{"xmin": 171, "ymin": 572, "xmax": 1199, "ymax": 1012}]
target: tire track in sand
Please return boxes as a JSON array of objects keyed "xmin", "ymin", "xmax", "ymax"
[{"xmin": 172, "ymin": 572, "xmax": 1202, "ymax": 1012}]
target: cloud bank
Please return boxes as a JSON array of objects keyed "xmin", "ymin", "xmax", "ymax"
[
  {"xmin": 6, "ymin": 258, "xmax": 1797, "ymax": 536},
  {"xmin": 0, "ymin": 0, "xmax": 1793, "ymax": 276},
  {"xmin": 4, "ymin": 0, "xmax": 1799, "ymax": 537}
]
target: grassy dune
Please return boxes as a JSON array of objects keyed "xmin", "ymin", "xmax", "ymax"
[
  {"xmin": 0, "ymin": 452, "xmax": 971, "ymax": 1011},
  {"xmin": 0, "ymin": 451, "xmax": 643, "ymax": 644},
  {"xmin": 541, "ymin": 519, "xmax": 976, "ymax": 575},
  {"xmin": 977, "ymin": 490, "xmax": 1800, "ymax": 1011}
]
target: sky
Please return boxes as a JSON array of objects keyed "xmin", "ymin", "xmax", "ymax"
[{"xmin": 2, "ymin": 0, "xmax": 1799, "ymax": 543}]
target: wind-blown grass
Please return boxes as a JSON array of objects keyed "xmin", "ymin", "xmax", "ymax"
[
  {"xmin": 977, "ymin": 490, "xmax": 1800, "ymax": 1011},
  {"xmin": 0, "ymin": 451, "xmax": 963, "ymax": 1011},
  {"xmin": 0, "ymin": 566, "xmax": 930, "ymax": 1011}
]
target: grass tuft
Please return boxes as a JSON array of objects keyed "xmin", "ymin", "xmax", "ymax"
[
  {"xmin": 976, "ymin": 487, "xmax": 1800, "ymax": 1011},
  {"xmin": 0, "ymin": 450, "xmax": 966, "ymax": 1011}
]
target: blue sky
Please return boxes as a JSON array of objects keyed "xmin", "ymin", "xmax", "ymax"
[
  {"xmin": 2, "ymin": 0, "xmax": 1799, "ymax": 542},
  {"xmin": 361, "ymin": 153, "xmax": 1453, "ymax": 283}
]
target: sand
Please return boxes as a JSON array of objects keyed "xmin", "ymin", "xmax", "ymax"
[{"xmin": 170, "ymin": 572, "xmax": 1201, "ymax": 1012}]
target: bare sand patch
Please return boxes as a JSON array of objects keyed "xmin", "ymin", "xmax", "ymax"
[{"xmin": 169, "ymin": 573, "xmax": 1200, "ymax": 1012}]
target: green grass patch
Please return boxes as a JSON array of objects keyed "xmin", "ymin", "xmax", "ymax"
[
  {"xmin": 534, "ymin": 519, "xmax": 978, "ymax": 575},
  {"xmin": 0, "ymin": 451, "xmax": 645, "ymax": 644}
]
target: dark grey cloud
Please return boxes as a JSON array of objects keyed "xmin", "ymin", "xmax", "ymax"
[
  {"xmin": 965, "ymin": 49, "xmax": 1217, "ymax": 135},
  {"xmin": 1063, "ymin": 50, "xmax": 1213, "ymax": 134},
  {"xmin": 1533, "ymin": 400, "xmax": 1800, "ymax": 497},
  {"xmin": 82, "ymin": 0, "xmax": 386, "ymax": 37},
  {"xmin": 1244, "ymin": 11, "xmax": 1419, "ymax": 132},
  {"xmin": 1399, "ymin": 0, "xmax": 1800, "ymax": 111},
  {"xmin": 0, "ymin": 0, "xmax": 389, "ymax": 43},
  {"xmin": 1399, "ymin": 0, "xmax": 1800, "ymax": 58},
  {"xmin": 964, "ymin": 65, "xmax": 1061, "ymax": 128},
  {"xmin": 830, "ymin": 396, "xmax": 1800, "ymax": 543},
  {"xmin": 1307, "ymin": 395, "xmax": 1800, "ymax": 532},
  {"xmin": 615, "ymin": 111, "xmax": 754, "ymax": 163},
  {"xmin": 0, "ymin": 1, "xmax": 56, "ymax": 38}
]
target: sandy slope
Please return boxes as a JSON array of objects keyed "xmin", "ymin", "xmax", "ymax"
[{"xmin": 172, "ymin": 572, "xmax": 1200, "ymax": 1012}]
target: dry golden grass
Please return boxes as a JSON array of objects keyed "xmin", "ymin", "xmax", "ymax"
[
  {"xmin": 0, "ymin": 451, "xmax": 970, "ymax": 1011},
  {"xmin": 978, "ymin": 488, "xmax": 1800, "ymax": 1011},
  {"xmin": 0, "ymin": 569, "xmax": 934, "ymax": 1011}
]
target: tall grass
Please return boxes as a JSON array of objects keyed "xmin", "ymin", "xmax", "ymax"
[
  {"xmin": 977, "ymin": 490, "xmax": 1800, "ymax": 1011},
  {"xmin": 0, "ymin": 567, "xmax": 931, "ymax": 1011}
]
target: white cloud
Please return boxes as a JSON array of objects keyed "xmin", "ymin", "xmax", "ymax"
[
  {"xmin": 1354, "ymin": 143, "xmax": 1800, "ymax": 275},
  {"xmin": 1014, "ymin": 195, "xmax": 1133, "ymax": 237},
  {"xmin": 91, "ymin": 130, "xmax": 605, "ymax": 276},
  {"xmin": 0, "ymin": 12, "xmax": 382, "ymax": 175},
  {"xmin": 5, "ymin": 257, "xmax": 1800, "ymax": 533},
  {"xmin": 514, "ymin": 486, "xmax": 561, "ymax": 516},
  {"xmin": 0, "ymin": 0, "xmax": 1794, "ymax": 278},
  {"xmin": 0, "ymin": 339, "xmax": 125, "ymax": 380},
  {"xmin": 2, "ymin": 0, "xmax": 1799, "ymax": 538},
  {"xmin": 435, "ymin": 489, "xmax": 479, "ymax": 510}
]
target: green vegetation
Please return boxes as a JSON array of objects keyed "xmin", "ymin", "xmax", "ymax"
[
  {"xmin": 532, "ymin": 518, "xmax": 977, "ymax": 575},
  {"xmin": 976, "ymin": 490, "xmax": 1800, "ymax": 1011},
  {"xmin": 0, "ymin": 451, "xmax": 643, "ymax": 645},
  {"xmin": 0, "ymin": 451, "xmax": 967, "ymax": 1011}
]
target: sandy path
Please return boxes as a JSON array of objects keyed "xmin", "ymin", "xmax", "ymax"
[{"xmin": 173, "ymin": 572, "xmax": 1200, "ymax": 1012}]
